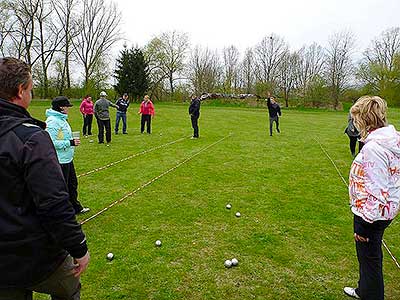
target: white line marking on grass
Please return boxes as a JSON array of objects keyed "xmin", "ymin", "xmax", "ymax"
[
  {"xmin": 77, "ymin": 136, "xmax": 189, "ymax": 178},
  {"xmin": 80, "ymin": 134, "xmax": 232, "ymax": 225},
  {"xmin": 314, "ymin": 138, "xmax": 400, "ymax": 270}
]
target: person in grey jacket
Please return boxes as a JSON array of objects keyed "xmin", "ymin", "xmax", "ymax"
[{"xmin": 94, "ymin": 91, "xmax": 118, "ymax": 144}]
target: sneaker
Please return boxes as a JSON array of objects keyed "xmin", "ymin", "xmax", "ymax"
[
  {"xmin": 343, "ymin": 287, "xmax": 360, "ymax": 299},
  {"xmin": 123, "ymin": 132, "xmax": 128, "ymax": 134},
  {"xmin": 79, "ymin": 207, "xmax": 90, "ymax": 214}
]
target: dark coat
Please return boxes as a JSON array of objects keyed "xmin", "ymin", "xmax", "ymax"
[
  {"xmin": 267, "ymin": 98, "xmax": 282, "ymax": 118},
  {"xmin": 0, "ymin": 98, "xmax": 87, "ymax": 288},
  {"xmin": 189, "ymin": 98, "xmax": 201, "ymax": 118}
]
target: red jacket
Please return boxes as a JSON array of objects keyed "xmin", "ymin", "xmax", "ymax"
[
  {"xmin": 139, "ymin": 100, "xmax": 155, "ymax": 116},
  {"xmin": 80, "ymin": 98, "xmax": 94, "ymax": 115}
]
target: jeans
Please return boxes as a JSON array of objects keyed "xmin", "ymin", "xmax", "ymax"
[
  {"xmin": 115, "ymin": 111, "xmax": 127, "ymax": 134},
  {"xmin": 269, "ymin": 116, "xmax": 280, "ymax": 135},
  {"xmin": 0, "ymin": 255, "xmax": 81, "ymax": 300}
]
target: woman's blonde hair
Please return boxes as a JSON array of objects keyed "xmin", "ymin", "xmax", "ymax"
[
  {"xmin": 144, "ymin": 95, "xmax": 150, "ymax": 100},
  {"xmin": 350, "ymin": 95, "xmax": 387, "ymax": 140}
]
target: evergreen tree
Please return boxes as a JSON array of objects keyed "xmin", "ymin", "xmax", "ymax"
[{"xmin": 114, "ymin": 46, "xmax": 149, "ymax": 101}]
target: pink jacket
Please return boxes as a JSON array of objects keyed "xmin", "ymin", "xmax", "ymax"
[
  {"xmin": 80, "ymin": 98, "xmax": 94, "ymax": 115},
  {"xmin": 139, "ymin": 100, "xmax": 155, "ymax": 116}
]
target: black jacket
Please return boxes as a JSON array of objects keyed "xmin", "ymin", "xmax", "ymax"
[
  {"xmin": 189, "ymin": 98, "xmax": 200, "ymax": 117},
  {"xmin": 0, "ymin": 98, "xmax": 88, "ymax": 288},
  {"xmin": 267, "ymin": 98, "xmax": 282, "ymax": 118}
]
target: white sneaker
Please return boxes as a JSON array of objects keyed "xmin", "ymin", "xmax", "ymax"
[
  {"xmin": 80, "ymin": 207, "xmax": 90, "ymax": 214},
  {"xmin": 343, "ymin": 287, "xmax": 360, "ymax": 299}
]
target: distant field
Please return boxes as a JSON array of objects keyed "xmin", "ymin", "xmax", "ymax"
[{"xmin": 28, "ymin": 101, "xmax": 400, "ymax": 300}]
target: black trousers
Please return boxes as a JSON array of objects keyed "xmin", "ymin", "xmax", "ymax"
[
  {"xmin": 82, "ymin": 114, "xmax": 93, "ymax": 136},
  {"xmin": 349, "ymin": 136, "xmax": 364, "ymax": 156},
  {"xmin": 353, "ymin": 215, "xmax": 392, "ymax": 300},
  {"xmin": 141, "ymin": 114, "xmax": 151, "ymax": 133},
  {"xmin": 269, "ymin": 116, "xmax": 280, "ymax": 135},
  {"xmin": 191, "ymin": 115, "xmax": 199, "ymax": 137},
  {"xmin": 96, "ymin": 118, "xmax": 111, "ymax": 143},
  {"xmin": 60, "ymin": 161, "xmax": 83, "ymax": 214}
]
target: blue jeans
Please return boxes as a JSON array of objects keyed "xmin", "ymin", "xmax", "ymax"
[{"xmin": 115, "ymin": 112, "xmax": 127, "ymax": 133}]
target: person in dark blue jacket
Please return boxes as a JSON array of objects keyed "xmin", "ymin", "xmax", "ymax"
[
  {"xmin": 189, "ymin": 94, "xmax": 201, "ymax": 139},
  {"xmin": 0, "ymin": 57, "xmax": 89, "ymax": 300},
  {"xmin": 266, "ymin": 92, "xmax": 282, "ymax": 136},
  {"xmin": 115, "ymin": 93, "xmax": 130, "ymax": 134}
]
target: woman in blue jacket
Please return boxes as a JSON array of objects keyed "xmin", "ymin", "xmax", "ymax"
[{"xmin": 46, "ymin": 96, "xmax": 89, "ymax": 214}]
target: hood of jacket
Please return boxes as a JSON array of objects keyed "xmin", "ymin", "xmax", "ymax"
[
  {"xmin": 45, "ymin": 108, "xmax": 68, "ymax": 120},
  {"xmin": 0, "ymin": 98, "xmax": 45, "ymax": 138},
  {"xmin": 365, "ymin": 125, "xmax": 400, "ymax": 156}
]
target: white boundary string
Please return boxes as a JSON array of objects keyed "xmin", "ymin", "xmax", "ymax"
[
  {"xmin": 313, "ymin": 138, "xmax": 400, "ymax": 270},
  {"xmin": 80, "ymin": 134, "xmax": 232, "ymax": 225},
  {"xmin": 77, "ymin": 136, "xmax": 188, "ymax": 178}
]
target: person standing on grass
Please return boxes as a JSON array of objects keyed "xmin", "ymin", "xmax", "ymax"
[
  {"xmin": 344, "ymin": 96, "xmax": 400, "ymax": 300},
  {"xmin": 266, "ymin": 91, "xmax": 281, "ymax": 136},
  {"xmin": 46, "ymin": 96, "xmax": 90, "ymax": 215},
  {"xmin": 189, "ymin": 94, "xmax": 201, "ymax": 139},
  {"xmin": 345, "ymin": 112, "xmax": 364, "ymax": 157},
  {"xmin": 94, "ymin": 91, "xmax": 118, "ymax": 144},
  {"xmin": 79, "ymin": 94, "xmax": 94, "ymax": 137},
  {"xmin": 0, "ymin": 57, "xmax": 89, "ymax": 300},
  {"xmin": 138, "ymin": 95, "xmax": 155, "ymax": 134},
  {"xmin": 115, "ymin": 93, "xmax": 130, "ymax": 134}
]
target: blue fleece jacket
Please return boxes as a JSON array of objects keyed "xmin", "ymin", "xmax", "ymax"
[{"xmin": 45, "ymin": 109, "xmax": 75, "ymax": 164}]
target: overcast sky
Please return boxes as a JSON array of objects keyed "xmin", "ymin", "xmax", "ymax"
[{"xmin": 114, "ymin": 0, "xmax": 398, "ymax": 56}]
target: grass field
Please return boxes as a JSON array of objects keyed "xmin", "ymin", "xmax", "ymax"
[{"xmin": 27, "ymin": 101, "xmax": 400, "ymax": 300}]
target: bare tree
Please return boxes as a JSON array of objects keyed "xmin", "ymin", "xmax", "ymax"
[
  {"xmin": 32, "ymin": 0, "xmax": 64, "ymax": 98},
  {"xmin": 0, "ymin": 1, "xmax": 19, "ymax": 57},
  {"xmin": 72, "ymin": 0, "xmax": 121, "ymax": 88},
  {"xmin": 358, "ymin": 27, "xmax": 400, "ymax": 92},
  {"xmin": 52, "ymin": 0, "xmax": 78, "ymax": 92},
  {"xmin": 145, "ymin": 31, "xmax": 189, "ymax": 96},
  {"xmin": 240, "ymin": 48, "xmax": 255, "ymax": 94},
  {"xmin": 222, "ymin": 45, "xmax": 240, "ymax": 93},
  {"xmin": 5, "ymin": 0, "xmax": 41, "ymax": 65},
  {"xmin": 187, "ymin": 46, "xmax": 221, "ymax": 95},
  {"xmin": 254, "ymin": 34, "xmax": 288, "ymax": 85},
  {"xmin": 296, "ymin": 43, "xmax": 325, "ymax": 97},
  {"xmin": 278, "ymin": 51, "xmax": 299, "ymax": 107},
  {"xmin": 325, "ymin": 31, "xmax": 355, "ymax": 108}
]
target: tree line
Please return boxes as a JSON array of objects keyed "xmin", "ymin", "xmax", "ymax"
[{"xmin": 1, "ymin": 0, "xmax": 400, "ymax": 107}]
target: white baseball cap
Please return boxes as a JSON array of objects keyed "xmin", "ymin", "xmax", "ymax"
[{"xmin": 100, "ymin": 91, "xmax": 107, "ymax": 97}]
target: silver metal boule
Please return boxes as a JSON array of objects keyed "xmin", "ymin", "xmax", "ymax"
[{"xmin": 224, "ymin": 259, "xmax": 232, "ymax": 268}]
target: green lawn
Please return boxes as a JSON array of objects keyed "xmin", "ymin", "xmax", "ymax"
[{"xmin": 28, "ymin": 101, "xmax": 400, "ymax": 300}]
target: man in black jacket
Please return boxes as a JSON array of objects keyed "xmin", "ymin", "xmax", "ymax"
[
  {"xmin": 189, "ymin": 95, "xmax": 201, "ymax": 139},
  {"xmin": 266, "ymin": 92, "xmax": 282, "ymax": 136},
  {"xmin": 0, "ymin": 57, "xmax": 89, "ymax": 299}
]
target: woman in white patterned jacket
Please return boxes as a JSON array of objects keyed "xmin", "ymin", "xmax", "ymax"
[{"xmin": 344, "ymin": 96, "xmax": 400, "ymax": 300}]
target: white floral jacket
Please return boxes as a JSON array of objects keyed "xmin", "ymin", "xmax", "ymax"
[{"xmin": 349, "ymin": 125, "xmax": 400, "ymax": 223}]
